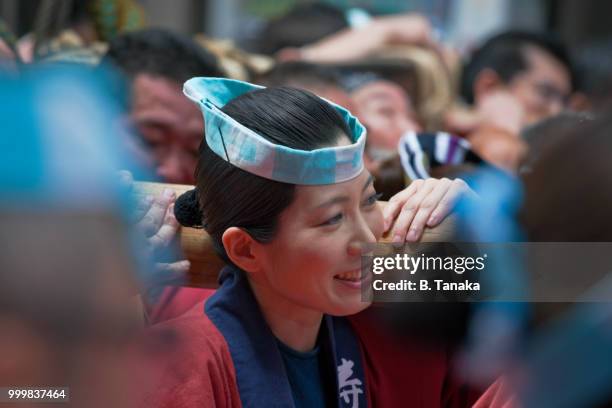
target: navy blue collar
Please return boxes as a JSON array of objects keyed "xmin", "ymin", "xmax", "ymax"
[{"xmin": 205, "ymin": 266, "xmax": 368, "ymax": 408}]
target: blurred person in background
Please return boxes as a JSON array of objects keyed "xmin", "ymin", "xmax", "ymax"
[
  {"xmin": 569, "ymin": 37, "xmax": 612, "ymax": 113},
  {"xmin": 256, "ymin": 2, "xmax": 349, "ymax": 58},
  {"xmin": 471, "ymin": 105, "xmax": 612, "ymax": 408},
  {"xmin": 103, "ymin": 28, "xmax": 225, "ymax": 185},
  {"xmin": 340, "ymin": 70, "xmax": 423, "ymax": 196},
  {"xmin": 441, "ymin": 31, "xmax": 574, "ymax": 174},
  {"xmin": 258, "ymin": 9, "xmax": 499, "ymax": 180},
  {"xmin": 0, "ymin": 65, "xmax": 166, "ymax": 407},
  {"xmin": 342, "ymin": 71, "xmax": 422, "ymax": 154},
  {"xmin": 515, "ymin": 108, "xmax": 612, "ymax": 408},
  {"xmin": 265, "ymin": 9, "xmax": 529, "ymax": 174},
  {"xmin": 459, "ymin": 30, "xmax": 574, "ymax": 131},
  {"xmin": 518, "ymin": 111, "xmax": 593, "ymax": 174},
  {"xmin": 255, "ymin": 1, "xmax": 441, "ymax": 67},
  {"xmin": 257, "ymin": 62, "xmax": 411, "ymax": 199},
  {"xmin": 15, "ymin": 0, "xmax": 145, "ymax": 63},
  {"xmin": 258, "ymin": 61, "xmax": 421, "ymax": 161},
  {"xmin": 257, "ymin": 60, "xmax": 355, "ymax": 110},
  {"xmin": 258, "ymin": 60, "xmax": 485, "ymax": 199},
  {"xmin": 0, "ymin": 212, "xmax": 148, "ymax": 408},
  {"xmin": 284, "ymin": 12, "xmax": 437, "ymax": 64}
]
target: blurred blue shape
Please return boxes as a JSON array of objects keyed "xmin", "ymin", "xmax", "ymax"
[
  {"xmin": 0, "ymin": 65, "xmax": 147, "ymax": 213},
  {"xmin": 456, "ymin": 168, "xmax": 527, "ymax": 302},
  {"xmin": 456, "ymin": 167, "xmax": 524, "ymax": 243},
  {"xmin": 0, "ymin": 64, "xmax": 161, "ymax": 286},
  {"xmin": 454, "ymin": 168, "xmax": 529, "ymax": 383},
  {"xmin": 457, "ymin": 170, "xmax": 612, "ymax": 407},
  {"xmin": 520, "ymin": 300, "xmax": 612, "ymax": 407},
  {"xmin": 0, "ymin": 73, "xmax": 45, "ymax": 195}
]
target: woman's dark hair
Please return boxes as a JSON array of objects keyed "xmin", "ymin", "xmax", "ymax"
[{"xmin": 175, "ymin": 87, "xmax": 351, "ymax": 263}]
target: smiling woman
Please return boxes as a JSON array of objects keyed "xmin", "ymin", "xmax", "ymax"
[{"xmin": 141, "ymin": 78, "xmax": 479, "ymax": 408}]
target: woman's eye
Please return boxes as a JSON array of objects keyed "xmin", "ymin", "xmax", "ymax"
[
  {"xmin": 363, "ymin": 192, "xmax": 383, "ymax": 207},
  {"xmin": 320, "ymin": 213, "xmax": 343, "ymax": 226}
]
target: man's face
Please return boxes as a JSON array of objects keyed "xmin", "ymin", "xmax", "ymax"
[
  {"xmin": 507, "ymin": 46, "xmax": 571, "ymax": 126},
  {"xmin": 351, "ymin": 80, "xmax": 421, "ymax": 153},
  {"xmin": 129, "ymin": 74, "xmax": 203, "ymax": 184}
]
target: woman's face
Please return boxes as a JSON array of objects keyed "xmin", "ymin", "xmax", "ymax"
[{"xmin": 253, "ymin": 170, "xmax": 384, "ymax": 316}]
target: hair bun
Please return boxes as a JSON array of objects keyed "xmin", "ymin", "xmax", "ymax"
[{"xmin": 174, "ymin": 189, "xmax": 204, "ymax": 228}]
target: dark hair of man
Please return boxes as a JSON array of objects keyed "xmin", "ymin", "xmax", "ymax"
[
  {"xmin": 520, "ymin": 111, "xmax": 592, "ymax": 171},
  {"xmin": 573, "ymin": 37, "xmax": 612, "ymax": 107},
  {"xmin": 255, "ymin": 3, "xmax": 348, "ymax": 55},
  {"xmin": 174, "ymin": 87, "xmax": 351, "ymax": 264},
  {"xmin": 102, "ymin": 28, "xmax": 224, "ymax": 84},
  {"xmin": 520, "ymin": 109, "xmax": 612, "ymax": 242},
  {"xmin": 460, "ymin": 30, "xmax": 573, "ymax": 104}
]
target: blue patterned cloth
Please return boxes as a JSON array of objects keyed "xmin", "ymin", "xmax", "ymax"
[{"xmin": 184, "ymin": 77, "xmax": 367, "ymax": 185}]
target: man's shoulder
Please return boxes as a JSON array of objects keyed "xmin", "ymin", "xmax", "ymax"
[
  {"xmin": 150, "ymin": 298, "xmax": 228, "ymax": 352},
  {"xmin": 141, "ymin": 300, "xmax": 240, "ymax": 407}
]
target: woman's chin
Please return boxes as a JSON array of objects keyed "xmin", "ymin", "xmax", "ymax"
[{"xmin": 327, "ymin": 298, "xmax": 372, "ymax": 317}]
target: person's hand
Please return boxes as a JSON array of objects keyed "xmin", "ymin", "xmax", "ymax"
[
  {"xmin": 135, "ymin": 188, "xmax": 190, "ymax": 285},
  {"xmin": 299, "ymin": 13, "xmax": 435, "ymax": 63},
  {"xmin": 373, "ymin": 13, "xmax": 434, "ymax": 47},
  {"xmin": 118, "ymin": 171, "xmax": 190, "ymax": 286},
  {"xmin": 382, "ymin": 178, "xmax": 476, "ymax": 242}
]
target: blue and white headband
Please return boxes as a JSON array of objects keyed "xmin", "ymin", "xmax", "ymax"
[{"xmin": 183, "ymin": 77, "xmax": 366, "ymax": 185}]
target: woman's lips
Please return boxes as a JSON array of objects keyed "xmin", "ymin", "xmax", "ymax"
[{"xmin": 334, "ymin": 268, "xmax": 371, "ymax": 289}]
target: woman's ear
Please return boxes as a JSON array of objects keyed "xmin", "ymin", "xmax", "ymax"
[
  {"xmin": 473, "ymin": 68, "xmax": 504, "ymax": 104},
  {"xmin": 222, "ymin": 227, "xmax": 263, "ymax": 274}
]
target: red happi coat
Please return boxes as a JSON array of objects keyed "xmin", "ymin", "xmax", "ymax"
[{"xmin": 143, "ymin": 267, "xmax": 481, "ymax": 407}]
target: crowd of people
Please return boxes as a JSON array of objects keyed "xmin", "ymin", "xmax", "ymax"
[{"xmin": 2, "ymin": 1, "xmax": 612, "ymax": 407}]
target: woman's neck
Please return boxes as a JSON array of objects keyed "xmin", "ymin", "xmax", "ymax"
[{"xmin": 248, "ymin": 278, "xmax": 323, "ymax": 352}]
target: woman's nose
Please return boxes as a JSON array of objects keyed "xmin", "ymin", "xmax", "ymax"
[
  {"xmin": 347, "ymin": 216, "xmax": 377, "ymax": 257},
  {"xmin": 347, "ymin": 241, "xmax": 370, "ymax": 257}
]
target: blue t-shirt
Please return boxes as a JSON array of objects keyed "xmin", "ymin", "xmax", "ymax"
[{"xmin": 277, "ymin": 339, "xmax": 330, "ymax": 408}]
